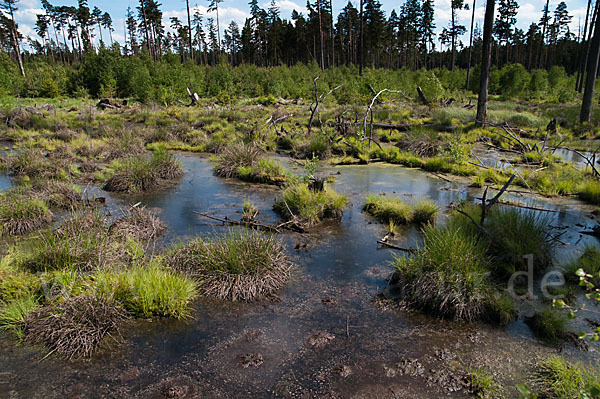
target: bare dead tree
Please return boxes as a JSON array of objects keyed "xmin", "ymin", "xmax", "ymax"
[{"xmin": 308, "ymin": 76, "xmax": 341, "ymax": 133}]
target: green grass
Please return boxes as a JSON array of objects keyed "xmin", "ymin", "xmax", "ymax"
[
  {"xmin": 535, "ymin": 356, "xmax": 600, "ymax": 399},
  {"xmin": 578, "ymin": 179, "xmax": 600, "ymax": 205},
  {"xmin": 467, "ymin": 367, "xmax": 500, "ymax": 398},
  {"xmin": 484, "ymin": 208, "xmax": 552, "ymax": 276},
  {"xmin": 93, "ymin": 259, "xmax": 197, "ymax": 319},
  {"xmin": 392, "ymin": 224, "xmax": 493, "ymax": 322},
  {"xmin": 214, "ymin": 143, "xmax": 289, "ymax": 185},
  {"xmin": 168, "ymin": 230, "xmax": 291, "ymax": 301},
  {"xmin": 363, "ymin": 194, "xmax": 411, "ymax": 224},
  {"xmin": 411, "ymin": 199, "xmax": 440, "ymax": 225},
  {"xmin": 363, "ymin": 195, "xmax": 439, "ymax": 226},
  {"xmin": 0, "ymin": 293, "xmax": 39, "ymax": 339},
  {"xmin": 274, "ymin": 183, "xmax": 347, "ymax": 226}
]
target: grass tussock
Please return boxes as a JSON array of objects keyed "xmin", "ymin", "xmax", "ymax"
[
  {"xmin": 0, "ymin": 189, "xmax": 52, "ymax": 236},
  {"xmin": 168, "ymin": 230, "xmax": 291, "ymax": 301},
  {"xmin": 24, "ymin": 209, "xmax": 143, "ymax": 273},
  {"xmin": 104, "ymin": 148, "xmax": 183, "ymax": 193},
  {"xmin": 214, "ymin": 143, "xmax": 288, "ymax": 185},
  {"xmin": 29, "ymin": 180, "xmax": 82, "ymax": 209},
  {"xmin": 23, "ymin": 295, "xmax": 129, "ymax": 359},
  {"xmin": 273, "ymin": 183, "xmax": 347, "ymax": 226},
  {"xmin": 525, "ymin": 306, "xmax": 570, "ymax": 342},
  {"xmin": 108, "ymin": 206, "xmax": 166, "ymax": 241},
  {"xmin": 214, "ymin": 143, "xmax": 262, "ymax": 178},
  {"xmin": 578, "ymin": 179, "xmax": 600, "ymax": 205},
  {"xmin": 467, "ymin": 367, "xmax": 500, "ymax": 398},
  {"xmin": 534, "ymin": 356, "xmax": 600, "ymax": 399},
  {"xmin": 93, "ymin": 259, "xmax": 197, "ymax": 318},
  {"xmin": 484, "ymin": 208, "xmax": 552, "ymax": 276},
  {"xmin": 448, "ymin": 204, "xmax": 552, "ymax": 277},
  {"xmin": 392, "ymin": 224, "xmax": 493, "ymax": 322},
  {"xmin": 363, "ymin": 194, "xmax": 439, "ymax": 225}
]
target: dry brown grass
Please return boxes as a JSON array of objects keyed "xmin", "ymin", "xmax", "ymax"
[
  {"xmin": 109, "ymin": 206, "xmax": 166, "ymax": 241},
  {"xmin": 24, "ymin": 295, "xmax": 129, "ymax": 359}
]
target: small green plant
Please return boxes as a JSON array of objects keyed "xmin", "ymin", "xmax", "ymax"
[
  {"xmin": 104, "ymin": 147, "xmax": 183, "ymax": 193},
  {"xmin": 274, "ymin": 183, "xmax": 347, "ymax": 226},
  {"xmin": 0, "ymin": 190, "xmax": 52, "ymax": 236},
  {"xmin": 363, "ymin": 194, "xmax": 411, "ymax": 224},
  {"xmin": 467, "ymin": 367, "xmax": 500, "ymax": 398}
]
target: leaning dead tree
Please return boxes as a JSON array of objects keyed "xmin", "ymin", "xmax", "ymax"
[
  {"xmin": 362, "ymin": 88, "xmax": 405, "ymax": 146},
  {"xmin": 308, "ymin": 76, "xmax": 341, "ymax": 133}
]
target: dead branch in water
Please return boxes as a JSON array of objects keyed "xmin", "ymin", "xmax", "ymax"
[
  {"xmin": 194, "ymin": 211, "xmax": 306, "ymax": 233},
  {"xmin": 377, "ymin": 240, "xmax": 417, "ymax": 253}
]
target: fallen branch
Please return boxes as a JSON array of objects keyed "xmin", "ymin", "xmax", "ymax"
[
  {"xmin": 194, "ymin": 211, "xmax": 282, "ymax": 233},
  {"xmin": 377, "ymin": 240, "xmax": 417, "ymax": 253}
]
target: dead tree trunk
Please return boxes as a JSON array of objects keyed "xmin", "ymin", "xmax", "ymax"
[
  {"xmin": 476, "ymin": 0, "xmax": 496, "ymax": 126},
  {"xmin": 580, "ymin": 3, "xmax": 600, "ymax": 123}
]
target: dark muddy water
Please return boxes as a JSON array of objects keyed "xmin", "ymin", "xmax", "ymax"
[{"xmin": 0, "ymin": 154, "xmax": 599, "ymax": 398}]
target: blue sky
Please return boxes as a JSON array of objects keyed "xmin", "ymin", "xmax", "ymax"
[{"xmin": 10, "ymin": 0, "xmax": 590, "ymax": 49}]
